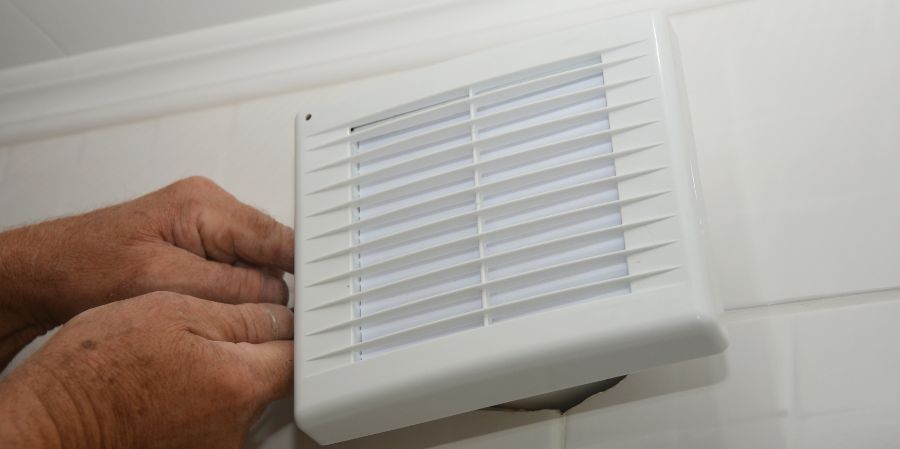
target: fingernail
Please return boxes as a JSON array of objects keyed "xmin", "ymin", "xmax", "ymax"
[
  {"xmin": 262, "ymin": 277, "xmax": 290, "ymax": 305},
  {"xmin": 266, "ymin": 308, "xmax": 279, "ymax": 341},
  {"xmin": 258, "ymin": 302, "xmax": 294, "ymax": 340}
]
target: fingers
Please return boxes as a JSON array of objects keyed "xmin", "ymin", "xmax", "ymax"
[
  {"xmin": 164, "ymin": 177, "xmax": 294, "ymax": 274},
  {"xmin": 188, "ymin": 301, "xmax": 294, "ymax": 344},
  {"xmin": 197, "ymin": 194, "xmax": 294, "ymax": 274},
  {"xmin": 159, "ymin": 294, "xmax": 294, "ymax": 403},
  {"xmin": 191, "ymin": 300, "xmax": 294, "ymax": 402},
  {"xmin": 149, "ymin": 249, "xmax": 289, "ymax": 305}
]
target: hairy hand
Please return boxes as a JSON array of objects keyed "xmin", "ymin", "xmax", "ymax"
[
  {"xmin": 0, "ymin": 177, "xmax": 293, "ymax": 366},
  {"xmin": 0, "ymin": 292, "xmax": 294, "ymax": 449}
]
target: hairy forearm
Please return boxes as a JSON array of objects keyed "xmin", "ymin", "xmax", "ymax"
[
  {"xmin": 0, "ymin": 225, "xmax": 62, "ymax": 369},
  {"xmin": 0, "ymin": 220, "xmax": 76, "ymax": 319}
]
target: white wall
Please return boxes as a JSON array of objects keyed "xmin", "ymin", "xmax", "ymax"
[{"xmin": 2, "ymin": 0, "xmax": 900, "ymax": 447}]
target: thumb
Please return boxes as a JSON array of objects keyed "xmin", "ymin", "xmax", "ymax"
[
  {"xmin": 190, "ymin": 302, "xmax": 293, "ymax": 344},
  {"xmin": 188, "ymin": 301, "xmax": 295, "ymax": 403}
]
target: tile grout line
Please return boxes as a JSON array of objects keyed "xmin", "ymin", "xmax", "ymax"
[
  {"xmin": 558, "ymin": 412, "xmax": 568, "ymax": 449},
  {"xmin": 723, "ymin": 285, "xmax": 900, "ymax": 317}
]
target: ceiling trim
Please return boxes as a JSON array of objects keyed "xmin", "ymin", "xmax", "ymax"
[{"xmin": 0, "ymin": 0, "xmax": 732, "ymax": 146}]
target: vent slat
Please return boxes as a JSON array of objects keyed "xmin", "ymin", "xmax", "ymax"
[
  {"xmin": 307, "ymin": 105, "xmax": 655, "ymax": 173},
  {"xmin": 306, "ymin": 55, "xmax": 646, "ymax": 150},
  {"xmin": 310, "ymin": 132, "xmax": 656, "ymax": 197},
  {"xmin": 306, "ymin": 191, "xmax": 668, "ymax": 263},
  {"xmin": 300, "ymin": 47, "xmax": 682, "ymax": 361},
  {"xmin": 308, "ymin": 146, "xmax": 653, "ymax": 217},
  {"xmin": 307, "ymin": 237, "xmax": 674, "ymax": 332},
  {"xmin": 309, "ymin": 141, "xmax": 657, "ymax": 217},
  {"xmin": 307, "ymin": 166, "xmax": 663, "ymax": 239},
  {"xmin": 307, "ymin": 265, "xmax": 678, "ymax": 360},
  {"xmin": 308, "ymin": 83, "xmax": 647, "ymax": 163},
  {"xmin": 307, "ymin": 216, "xmax": 674, "ymax": 287},
  {"xmin": 307, "ymin": 238, "xmax": 671, "ymax": 312}
]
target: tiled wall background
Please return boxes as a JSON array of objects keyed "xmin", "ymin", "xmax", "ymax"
[{"xmin": 2, "ymin": 0, "xmax": 899, "ymax": 447}]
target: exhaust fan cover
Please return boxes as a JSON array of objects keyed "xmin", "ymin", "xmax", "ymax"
[{"xmin": 294, "ymin": 12, "xmax": 727, "ymax": 444}]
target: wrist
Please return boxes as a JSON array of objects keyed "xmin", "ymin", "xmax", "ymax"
[
  {"xmin": 0, "ymin": 226, "xmax": 62, "ymax": 368},
  {"xmin": 0, "ymin": 222, "xmax": 69, "ymax": 324},
  {"xmin": 0, "ymin": 372, "xmax": 64, "ymax": 449},
  {"xmin": 0, "ymin": 352, "xmax": 109, "ymax": 449}
]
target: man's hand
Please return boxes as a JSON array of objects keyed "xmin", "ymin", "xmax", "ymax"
[
  {"xmin": 0, "ymin": 292, "xmax": 293, "ymax": 449},
  {"xmin": 0, "ymin": 177, "xmax": 294, "ymax": 367}
]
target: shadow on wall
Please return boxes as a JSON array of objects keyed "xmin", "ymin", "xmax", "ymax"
[
  {"xmin": 559, "ymin": 354, "xmax": 733, "ymax": 449},
  {"xmin": 571, "ymin": 352, "xmax": 729, "ymax": 412},
  {"xmin": 495, "ymin": 376, "xmax": 627, "ymax": 413},
  {"xmin": 245, "ymin": 398, "xmax": 562, "ymax": 449}
]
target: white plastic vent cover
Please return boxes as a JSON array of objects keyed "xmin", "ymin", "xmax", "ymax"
[{"xmin": 295, "ymin": 12, "xmax": 727, "ymax": 444}]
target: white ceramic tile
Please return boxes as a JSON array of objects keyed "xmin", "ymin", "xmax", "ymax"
[
  {"xmin": 794, "ymin": 410, "xmax": 900, "ymax": 449},
  {"xmin": 793, "ymin": 299, "xmax": 900, "ymax": 417},
  {"xmin": 0, "ymin": 0, "xmax": 63, "ymax": 70},
  {"xmin": 672, "ymin": 0, "xmax": 900, "ymax": 309},
  {"xmin": 9, "ymin": 0, "xmax": 329, "ymax": 56},
  {"xmin": 246, "ymin": 398, "xmax": 562, "ymax": 449},
  {"xmin": 563, "ymin": 310, "xmax": 793, "ymax": 449},
  {"xmin": 771, "ymin": 293, "xmax": 900, "ymax": 449},
  {"xmin": 0, "ymin": 134, "xmax": 83, "ymax": 229},
  {"xmin": 563, "ymin": 290, "xmax": 900, "ymax": 449}
]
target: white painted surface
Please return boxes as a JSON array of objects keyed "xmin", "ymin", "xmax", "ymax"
[
  {"xmin": 0, "ymin": 0, "xmax": 63, "ymax": 70},
  {"xmin": 0, "ymin": 0, "xmax": 898, "ymax": 447},
  {"xmin": 0, "ymin": 0, "xmax": 332, "ymax": 70},
  {"xmin": 0, "ymin": 134, "xmax": 83, "ymax": 226},
  {"xmin": 0, "ymin": 0, "xmax": 731, "ymax": 146}
]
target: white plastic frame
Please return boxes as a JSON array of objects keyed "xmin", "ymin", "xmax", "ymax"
[{"xmin": 295, "ymin": 12, "xmax": 726, "ymax": 444}]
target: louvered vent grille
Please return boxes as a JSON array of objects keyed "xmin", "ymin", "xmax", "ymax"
[
  {"xmin": 304, "ymin": 53, "xmax": 673, "ymax": 361},
  {"xmin": 295, "ymin": 16, "xmax": 730, "ymax": 445}
]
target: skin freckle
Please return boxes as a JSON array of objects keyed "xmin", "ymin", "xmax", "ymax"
[{"xmin": 80, "ymin": 339, "xmax": 97, "ymax": 350}]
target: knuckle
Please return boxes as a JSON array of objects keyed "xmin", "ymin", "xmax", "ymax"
[
  {"xmin": 179, "ymin": 196, "xmax": 206, "ymax": 216},
  {"xmin": 178, "ymin": 175, "xmax": 219, "ymax": 192},
  {"xmin": 132, "ymin": 291, "xmax": 193, "ymax": 317},
  {"xmin": 166, "ymin": 176, "xmax": 222, "ymax": 202},
  {"xmin": 129, "ymin": 291, "xmax": 170, "ymax": 308},
  {"xmin": 234, "ymin": 304, "xmax": 264, "ymax": 341},
  {"xmin": 228, "ymin": 269, "xmax": 265, "ymax": 302}
]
